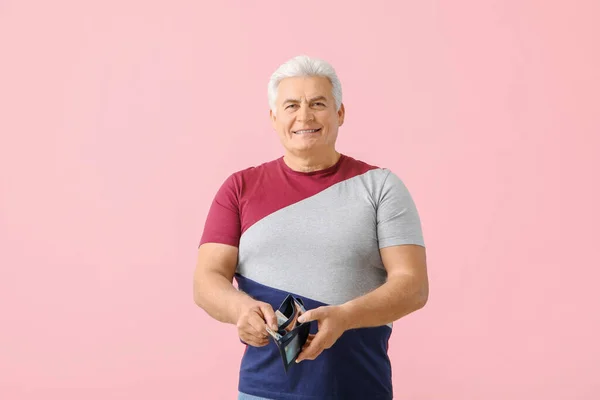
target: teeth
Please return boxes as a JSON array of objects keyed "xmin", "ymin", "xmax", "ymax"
[{"xmin": 295, "ymin": 129, "xmax": 319, "ymax": 134}]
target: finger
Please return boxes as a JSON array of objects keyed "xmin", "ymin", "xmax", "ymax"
[
  {"xmin": 239, "ymin": 332, "xmax": 270, "ymax": 347},
  {"xmin": 302, "ymin": 339, "xmax": 313, "ymax": 351},
  {"xmin": 296, "ymin": 333, "xmax": 326, "ymax": 362},
  {"xmin": 242, "ymin": 335, "xmax": 270, "ymax": 347},
  {"xmin": 237, "ymin": 311, "xmax": 269, "ymax": 343},
  {"xmin": 247, "ymin": 311, "xmax": 269, "ymax": 337},
  {"xmin": 297, "ymin": 344, "xmax": 323, "ymax": 362},
  {"xmin": 298, "ymin": 307, "xmax": 322, "ymax": 324},
  {"xmin": 304, "ymin": 334, "xmax": 316, "ymax": 347},
  {"xmin": 259, "ymin": 303, "xmax": 278, "ymax": 331},
  {"xmin": 297, "ymin": 310, "xmax": 311, "ymax": 323},
  {"xmin": 254, "ymin": 334, "xmax": 270, "ymax": 346},
  {"xmin": 240, "ymin": 319, "xmax": 269, "ymax": 342},
  {"xmin": 242, "ymin": 328, "xmax": 268, "ymax": 342}
]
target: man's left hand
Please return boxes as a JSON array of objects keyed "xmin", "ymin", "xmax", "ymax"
[{"xmin": 295, "ymin": 305, "xmax": 350, "ymax": 363}]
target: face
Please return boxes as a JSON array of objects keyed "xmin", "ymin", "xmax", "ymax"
[{"xmin": 270, "ymin": 76, "xmax": 345, "ymax": 155}]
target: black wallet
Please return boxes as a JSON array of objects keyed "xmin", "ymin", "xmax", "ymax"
[{"xmin": 266, "ymin": 294, "xmax": 311, "ymax": 372}]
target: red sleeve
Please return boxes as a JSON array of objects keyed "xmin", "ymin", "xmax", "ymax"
[{"xmin": 198, "ymin": 174, "xmax": 241, "ymax": 247}]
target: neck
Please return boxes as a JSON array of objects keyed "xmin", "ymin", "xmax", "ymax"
[{"xmin": 283, "ymin": 150, "xmax": 341, "ymax": 173}]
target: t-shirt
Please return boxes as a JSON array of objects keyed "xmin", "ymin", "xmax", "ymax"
[{"xmin": 199, "ymin": 153, "xmax": 425, "ymax": 400}]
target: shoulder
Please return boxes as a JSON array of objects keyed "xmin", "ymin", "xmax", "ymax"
[
  {"xmin": 341, "ymin": 153, "xmax": 381, "ymax": 172},
  {"xmin": 341, "ymin": 154, "xmax": 393, "ymax": 184},
  {"xmin": 233, "ymin": 157, "xmax": 280, "ymax": 177},
  {"xmin": 341, "ymin": 155, "xmax": 417, "ymax": 203},
  {"xmin": 219, "ymin": 157, "xmax": 281, "ymax": 190}
]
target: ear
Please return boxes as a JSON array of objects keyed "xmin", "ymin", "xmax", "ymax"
[
  {"xmin": 270, "ymin": 108, "xmax": 277, "ymax": 129},
  {"xmin": 337, "ymin": 103, "xmax": 345, "ymax": 126}
]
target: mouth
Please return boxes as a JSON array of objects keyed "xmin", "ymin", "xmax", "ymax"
[{"xmin": 293, "ymin": 128, "xmax": 322, "ymax": 135}]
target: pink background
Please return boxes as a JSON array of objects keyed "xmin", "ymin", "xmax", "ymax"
[{"xmin": 1, "ymin": 1, "xmax": 599, "ymax": 399}]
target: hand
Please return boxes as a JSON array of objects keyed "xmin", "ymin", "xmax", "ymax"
[
  {"xmin": 236, "ymin": 300, "xmax": 278, "ymax": 347},
  {"xmin": 295, "ymin": 305, "xmax": 350, "ymax": 362}
]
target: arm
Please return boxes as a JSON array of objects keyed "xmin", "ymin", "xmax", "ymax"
[
  {"xmin": 339, "ymin": 244, "xmax": 428, "ymax": 329},
  {"xmin": 296, "ymin": 244, "xmax": 428, "ymax": 362},
  {"xmin": 296, "ymin": 171, "xmax": 428, "ymax": 362},
  {"xmin": 193, "ymin": 242, "xmax": 246, "ymax": 324},
  {"xmin": 339, "ymin": 171, "xmax": 429, "ymax": 327},
  {"xmin": 193, "ymin": 242, "xmax": 278, "ymax": 346}
]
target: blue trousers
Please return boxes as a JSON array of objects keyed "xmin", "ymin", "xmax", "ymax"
[{"xmin": 237, "ymin": 392, "xmax": 273, "ymax": 400}]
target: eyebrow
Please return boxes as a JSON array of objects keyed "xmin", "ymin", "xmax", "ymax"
[{"xmin": 282, "ymin": 96, "xmax": 328, "ymax": 105}]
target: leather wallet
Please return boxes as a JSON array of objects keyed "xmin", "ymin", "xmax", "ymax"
[{"xmin": 267, "ymin": 294, "xmax": 311, "ymax": 372}]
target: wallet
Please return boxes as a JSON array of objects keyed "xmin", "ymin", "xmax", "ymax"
[{"xmin": 266, "ymin": 294, "xmax": 311, "ymax": 372}]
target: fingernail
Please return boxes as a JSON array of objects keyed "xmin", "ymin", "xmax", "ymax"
[
  {"xmin": 295, "ymin": 359, "xmax": 301, "ymax": 363},
  {"xmin": 298, "ymin": 316, "xmax": 305, "ymax": 323}
]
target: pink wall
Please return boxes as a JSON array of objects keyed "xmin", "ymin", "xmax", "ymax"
[{"xmin": 1, "ymin": 1, "xmax": 598, "ymax": 399}]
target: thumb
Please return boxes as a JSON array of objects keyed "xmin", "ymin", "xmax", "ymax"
[
  {"xmin": 298, "ymin": 307, "xmax": 321, "ymax": 323},
  {"xmin": 259, "ymin": 303, "xmax": 278, "ymax": 330}
]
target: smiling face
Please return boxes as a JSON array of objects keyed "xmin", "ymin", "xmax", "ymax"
[{"xmin": 270, "ymin": 76, "xmax": 345, "ymax": 156}]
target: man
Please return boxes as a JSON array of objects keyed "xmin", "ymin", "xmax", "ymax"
[{"xmin": 193, "ymin": 55, "xmax": 428, "ymax": 400}]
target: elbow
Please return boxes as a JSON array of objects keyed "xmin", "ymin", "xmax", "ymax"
[
  {"xmin": 193, "ymin": 289, "xmax": 203, "ymax": 308},
  {"xmin": 193, "ymin": 287, "xmax": 202, "ymax": 308},
  {"xmin": 193, "ymin": 275, "xmax": 205, "ymax": 308},
  {"xmin": 414, "ymin": 282, "xmax": 429, "ymax": 310}
]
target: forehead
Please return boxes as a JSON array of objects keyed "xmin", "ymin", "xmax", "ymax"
[{"xmin": 277, "ymin": 76, "xmax": 333, "ymax": 102}]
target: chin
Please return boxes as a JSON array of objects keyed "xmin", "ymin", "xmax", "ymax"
[{"xmin": 289, "ymin": 142, "xmax": 314, "ymax": 151}]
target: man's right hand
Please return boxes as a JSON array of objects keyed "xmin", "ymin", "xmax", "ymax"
[{"xmin": 236, "ymin": 300, "xmax": 279, "ymax": 347}]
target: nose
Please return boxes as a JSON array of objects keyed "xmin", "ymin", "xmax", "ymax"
[{"xmin": 297, "ymin": 104, "xmax": 314, "ymax": 122}]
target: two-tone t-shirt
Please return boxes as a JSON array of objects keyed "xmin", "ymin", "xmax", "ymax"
[{"xmin": 199, "ymin": 153, "xmax": 425, "ymax": 400}]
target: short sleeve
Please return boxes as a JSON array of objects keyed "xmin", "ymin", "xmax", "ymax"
[
  {"xmin": 376, "ymin": 170, "xmax": 425, "ymax": 249},
  {"xmin": 198, "ymin": 174, "xmax": 241, "ymax": 248}
]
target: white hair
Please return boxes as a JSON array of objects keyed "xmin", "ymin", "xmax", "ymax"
[{"xmin": 268, "ymin": 55, "xmax": 343, "ymax": 115}]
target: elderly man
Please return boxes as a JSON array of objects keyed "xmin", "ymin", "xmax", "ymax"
[{"xmin": 193, "ymin": 55, "xmax": 428, "ymax": 400}]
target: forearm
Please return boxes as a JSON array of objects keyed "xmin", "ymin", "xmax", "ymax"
[
  {"xmin": 340, "ymin": 273, "xmax": 428, "ymax": 330},
  {"xmin": 193, "ymin": 271, "xmax": 254, "ymax": 325}
]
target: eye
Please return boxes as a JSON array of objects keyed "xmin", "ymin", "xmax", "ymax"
[
  {"xmin": 313, "ymin": 102, "xmax": 326, "ymax": 107},
  {"xmin": 285, "ymin": 104, "xmax": 298, "ymax": 110}
]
